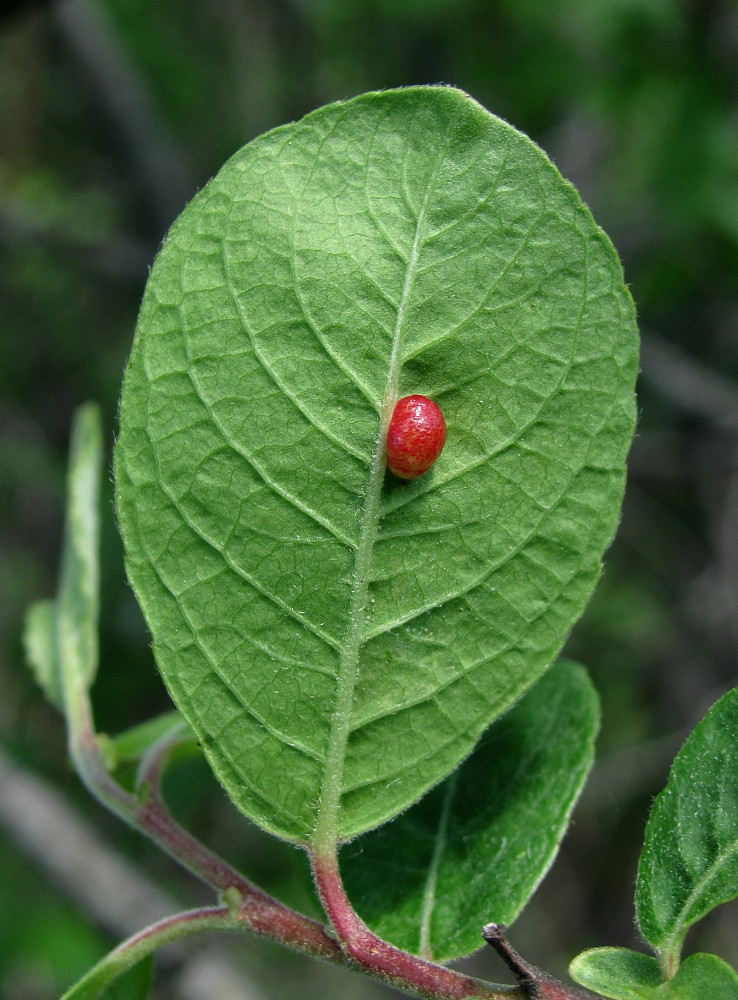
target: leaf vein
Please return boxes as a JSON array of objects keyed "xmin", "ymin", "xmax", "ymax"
[{"xmin": 144, "ymin": 430, "xmax": 343, "ymax": 650}]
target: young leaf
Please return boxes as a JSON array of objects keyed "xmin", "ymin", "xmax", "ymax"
[
  {"xmin": 23, "ymin": 598, "xmax": 62, "ymax": 708},
  {"xmin": 102, "ymin": 711, "xmax": 193, "ymax": 768},
  {"xmin": 659, "ymin": 953, "xmax": 738, "ymax": 1000},
  {"xmin": 569, "ymin": 947, "xmax": 662, "ymax": 1000},
  {"xmin": 26, "ymin": 403, "xmax": 102, "ymax": 717},
  {"xmin": 114, "ymin": 86, "xmax": 638, "ymax": 846},
  {"xmin": 635, "ymin": 686, "xmax": 738, "ymax": 970},
  {"xmin": 340, "ymin": 660, "xmax": 599, "ymax": 961},
  {"xmin": 57, "ymin": 402, "xmax": 103, "ymax": 703}
]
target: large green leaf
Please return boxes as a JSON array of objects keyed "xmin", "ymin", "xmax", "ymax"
[
  {"xmin": 636, "ymin": 686, "xmax": 738, "ymax": 967},
  {"xmin": 340, "ymin": 661, "xmax": 599, "ymax": 961},
  {"xmin": 114, "ymin": 86, "xmax": 638, "ymax": 846}
]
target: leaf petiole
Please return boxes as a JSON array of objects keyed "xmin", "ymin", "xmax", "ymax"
[{"xmin": 309, "ymin": 843, "xmax": 519, "ymax": 1000}]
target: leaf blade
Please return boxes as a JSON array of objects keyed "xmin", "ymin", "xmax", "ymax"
[
  {"xmin": 341, "ymin": 660, "xmax": 599, "ymax": 961},
  {"xmin": 50, "ymin": 402, "xmax": 103, "ymax": 716},
  {"xmin": 659, "ymin": 953, "xmax": 738, "ymax": 1000},
  {"xmin": 635, "ymin": 687, "xmax": 738, "ymax": 967},
  {"xmin": 568, "ymin": 947, "xmax": 662, "ymax": 1000},
  {"xmin": 23, "ymin": 598, "xmax": 62, "ymax": 708},
  {"xmin": 115, "ymin": 86, "xmax": 638, "ymax": 844}
]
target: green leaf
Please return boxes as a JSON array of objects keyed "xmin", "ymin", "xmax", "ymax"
[
  {"xmin": 57, "ymin": 402, "xmax": 103, "ymax": 704},
  {"xmin": 23, "ymin": 405, "xmax": 103, "ymax": 716},
  {"xmin": 659, "ymin": 953, "xmax": 738, "ymax": 1000},
  {"xmin": 635, "ymin": 687, "xmax": 738, "ymax": 968},
  {"xmin": 101, "ymin": 955, "xmax": 154, "ymax": 1000},
  {"xmin": 101, "ymin": 711, "xmax": 193, "ymax": 769},
  {"xmin": 23, "ymin": 598, "xmax": 62, "ymax": 708},
  {"xmin": 569, "ymin": 947, "xmax": 662, "ymax": 1000},
  {"xmin": 114, "ymin": 85, "xmax": 639, "ymax": 845},
  {"xmin": 341, "ymin": 660, "xmax": 599, "ymax": 961}
]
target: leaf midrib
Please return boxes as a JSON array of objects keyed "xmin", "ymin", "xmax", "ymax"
[
  {"xmin": 311, "ymin": 128, "xmax": 450, "ymax": 850},
  {"xmin": 659, "ymin": 820, "xmax": 738, "ymax": 963}
]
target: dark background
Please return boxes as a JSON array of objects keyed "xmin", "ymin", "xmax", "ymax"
[{"xmin": 1, "ymin": 1, "xmax": 737, "ymax": 997}]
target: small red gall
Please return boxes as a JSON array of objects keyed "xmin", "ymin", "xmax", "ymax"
[{"xmin": 386, "ymin": 395, "xmax": 447, "ymax": 479}]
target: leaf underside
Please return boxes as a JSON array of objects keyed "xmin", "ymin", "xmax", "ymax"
[{"xmin": 114, "ymin": 86, "xmax": 638, "ymax": 845}]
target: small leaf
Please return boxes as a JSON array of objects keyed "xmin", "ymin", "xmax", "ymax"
[
  {"xmin": 569, "ymin": 947, "xmax": 662, "ymax": 1000},
  {"xmin": 659, "ymin": 953, "xmax": 738, "ymax": 1000},
  {"xmin": 57, "ymin": 402, "xmax": 103, "ymax": 703},
  {"xmin": 635, "ymin": 687, "xmax": 738, "ymax": 968},
  {"xmin": 23, "ymin": 598, "xmax": 62, "ymax": 708},
  {"xmin": 115, "ymin": 86, "xmax": 638, "ymax": 845},
  {"xmin": 341, "ymin": 661, "xmax": 599, "ymax": 961},
  {"xmin": 103, "ymin": 711, "xmax": 193, "ymax": 768}
]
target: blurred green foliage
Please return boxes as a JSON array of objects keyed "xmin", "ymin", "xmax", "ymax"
[
  {"xmin": 0, "ymin": 829, "xmax": 110, "ymax": 997},
  {"xmin": 1, "ymin": 0, "xmax": 737, "ymax": 997}
]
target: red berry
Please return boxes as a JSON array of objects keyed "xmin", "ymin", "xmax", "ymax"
[{"xmin": 386, "ymin": 395, "xmax": 447, "ymax": 479}]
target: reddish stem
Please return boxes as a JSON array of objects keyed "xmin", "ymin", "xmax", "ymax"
[
  {"xmin": 310, "ymin": 845, "xmax": 520, "ymax": 1000},
  {"xmin": 70, "ymin": 704, "xmax": 585, "ymax": 1000},
  {"xmin": 72, "ymin": 727, "xmax": 342, "ymax": 964}
]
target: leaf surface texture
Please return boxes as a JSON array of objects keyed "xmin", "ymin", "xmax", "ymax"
[{"xmin": 115, "ymin": 87, "xmax": 638, "ymax": 843}]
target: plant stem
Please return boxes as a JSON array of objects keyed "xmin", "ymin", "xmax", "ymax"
[
  {"xmin": 52, "ymin": 403, "xmax": 589, "ymax": 1000},
  {"xmin": 658, "ymin": 945, "xmax": 679, "ymax": 982},
  {"xmin": 67, "ymin": 700, "xmax": 342, "ymax": 965},
  {"xmin": 61, "ymin": 905, "xmax": 238, "ymax": 1000},
  {"xmin": 482, "ymin": 925, "xmax": 596, "ymax": 1000},
  {"xmin": 310, "ymin": 844, "xmax": 522, "ymax": 1000}
]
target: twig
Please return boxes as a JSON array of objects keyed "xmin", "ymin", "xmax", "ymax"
[
  {"xmin": 60, "ymin": 906, "xmax": 240, "ymax": 1000},
  {"xmin": 0, "ymin": 745, "xmax": 267, "ymax": 999},
  {"xmin": 482, "ymin": 925, "xmax": 595, "ymax": 1000},
  {"xmin": 69, "ymin": 724, "xmax": 342, "ymax": 965}
]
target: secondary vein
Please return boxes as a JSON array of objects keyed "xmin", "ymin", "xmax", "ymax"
[{"xmin": 419, "ymin": 770, "xmax": 457, "ymax": 960}]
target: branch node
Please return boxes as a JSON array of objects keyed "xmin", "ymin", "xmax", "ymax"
[
  {"xmin": 482, "ymin": 924, "xmax": 593, "ymax": 1000},
  {"xmin": 483, "ymin": 924, "xmax": 540, "ymax": 997}
]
